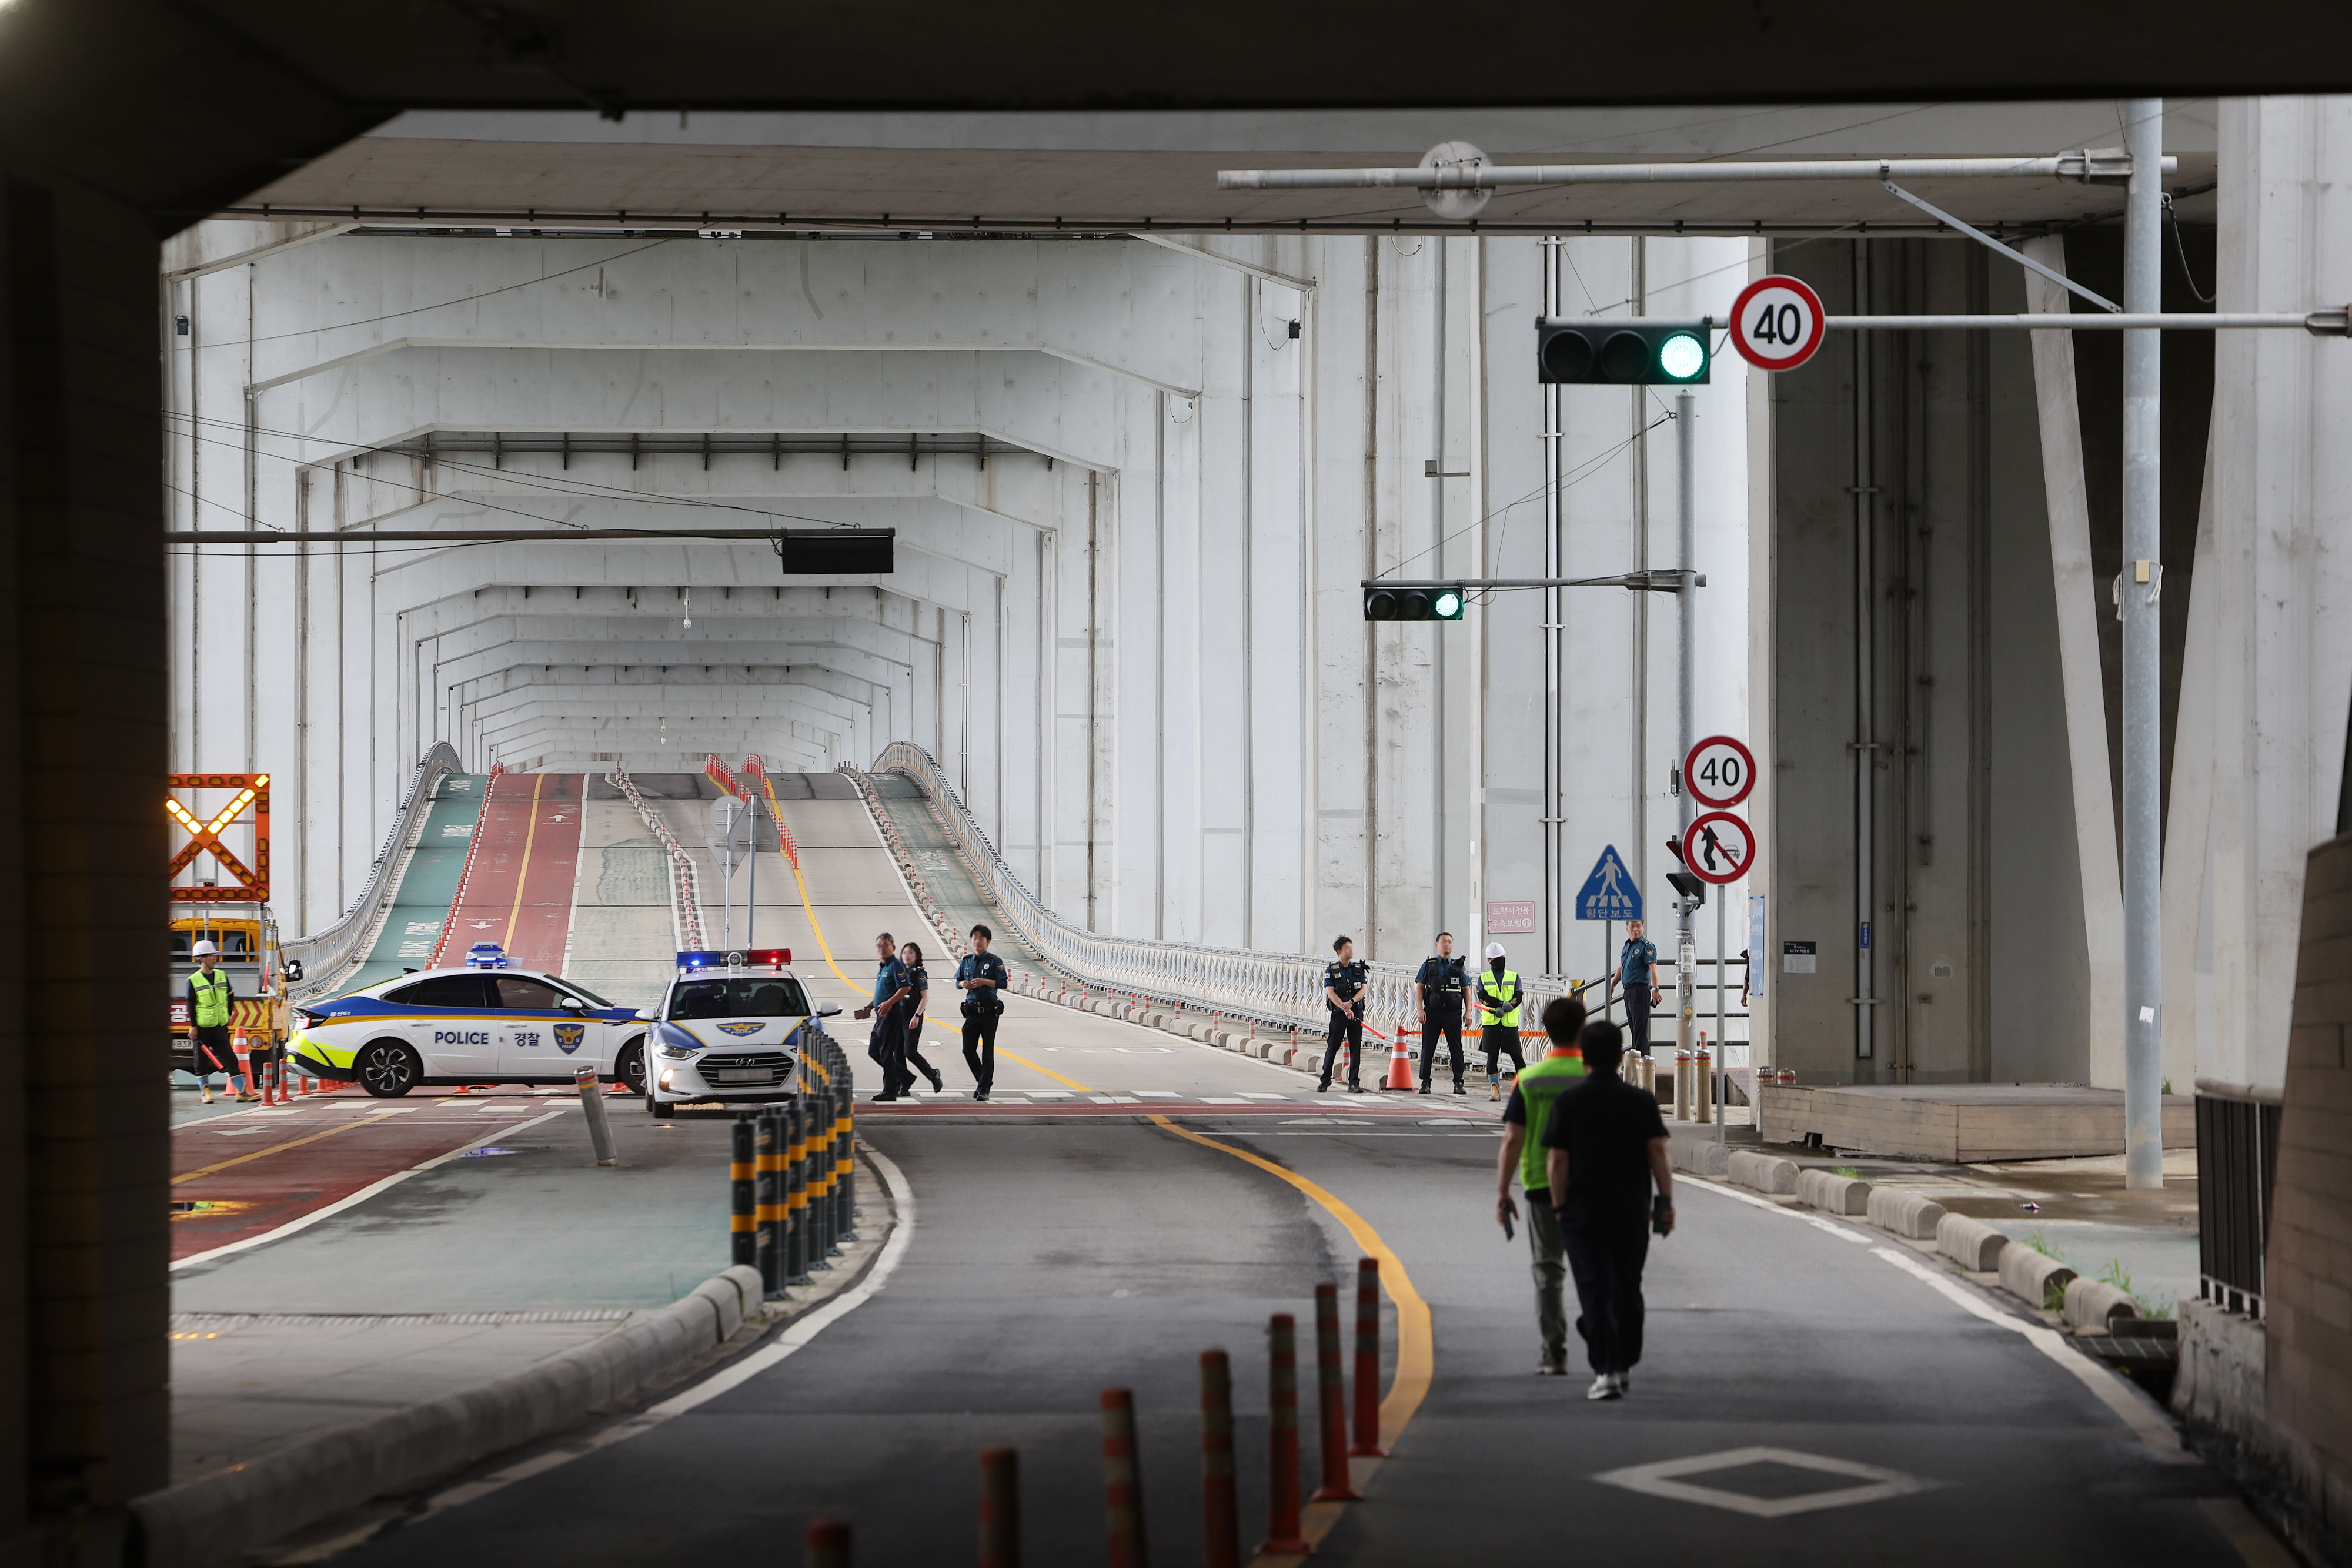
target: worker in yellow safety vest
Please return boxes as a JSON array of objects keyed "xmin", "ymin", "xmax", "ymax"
[
  {"xmin": 187, "ymin": 940, "xmax": 253, "ymax": 1103},
  {"xmin": 1494, "ymin": 994, "xmax": 1589, "ymax": 1375},
  {"xmin": 1476, "ymin": 942, "xmax": 1527, "ymax": 1101}
]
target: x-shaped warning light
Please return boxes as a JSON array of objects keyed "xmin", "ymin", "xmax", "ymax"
[{"xmin": 167, "ymin": 787, "xmax": 260, "ymax": 884}]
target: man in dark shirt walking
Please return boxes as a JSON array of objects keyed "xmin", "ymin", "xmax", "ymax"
[{"xmin": 1542, "ymin": 1018, "xmax": 1673, "ymax": 1401}]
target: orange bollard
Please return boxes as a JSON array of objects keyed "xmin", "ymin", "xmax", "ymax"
[
  {"xmin": 1350, "ymin": 1258, "xmax": 1385, "ymax": 1456},
  {"xmin": 1201, "ymin": 1351, "xmax": 1238, "ymax": 1568},
  {"xmin": 978, "ymin": 1446, "xmax": 1020, "ymax": 1568},
  {"xmin": 803, "ymin": 1517, "xmax": 851, "ymax": 1568},
  {"xmin": 1101, "ymin": 1389, "xmax": 1145, "ymax": 1568},
  {"xmin": 1310, "ymin": 1284, "xmax": 1360, "ymax": 1502},
  {"xmin": 1259, "ymin": 1315, "xmax": 1312, "ymax": 1556}
]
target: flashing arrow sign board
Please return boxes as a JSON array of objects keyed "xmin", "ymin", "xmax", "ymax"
[
  {"xmin": 1685, "ymin": 810, "xmax": 1757, "ymax": 885},
  {"xmin": 1575, "ymin": 844, "xmax": 1642, "ymax": 921},
  {"xmin": 1683, "ymin": 734, "xmax": 1757, "ymax": 810},
  {"xmin": 1729, "ymin": 275, "xmax": 1828, "ymax": 372}
]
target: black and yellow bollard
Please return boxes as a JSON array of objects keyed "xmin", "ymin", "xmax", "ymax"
[
  {"xmin": 786, "ymin": 1097, "xmax": 811, "ymax": 1285},
  {"xmin": 729, "ymin": 1114, "xmax": 756, "ymax": 1267},
  {"xmin": 755, "ymin": 1108, "xmax": 784, "ymax": 1299}
]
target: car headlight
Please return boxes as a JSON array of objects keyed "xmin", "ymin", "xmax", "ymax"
[{"xmin": 658, "ymin": 1043, "xmax": 696, "ymax": 1059}]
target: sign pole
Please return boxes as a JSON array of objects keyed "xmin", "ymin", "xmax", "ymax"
[
  {"xmin": 1716, "ymin": 893, "xmax": 1728, "ymax": 1144},
  {"xmin": 1676, "ymin": 390, "xmax": 1697, "ymax": 1072}
]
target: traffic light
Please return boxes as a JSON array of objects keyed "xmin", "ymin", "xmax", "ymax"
[
  {"xmin": 1363, "ymin": 583, "xmax": 1466, "ymax": 622},
  {"xmin": 1536, "ymin": 319, "xmax": 1712, "ymax": 385}
]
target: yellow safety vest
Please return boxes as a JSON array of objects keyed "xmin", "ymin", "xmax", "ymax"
[
  {"xmin": 1478, "ymin": 969, "xmax": 1522, "ymax": 1029},
  {"xmin": 191, "ymin": 968, "xmax": 232, "ymax": 1028}
]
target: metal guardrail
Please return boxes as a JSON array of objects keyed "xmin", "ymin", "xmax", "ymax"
[
  {"xmin": 858, "ymin": 742, "xmax": 1629, "ymax": 1042},
  {"xmin": 285, "ymin": 743, "xmax": 462, "ymax": 1000},
  {"xmin": 2196, "ymin": 1079, "xmax": 2282, "ymax": 1318},
  {"xmin": 609, "ymin": 767, "xmax": 709, "ymax": 951}
]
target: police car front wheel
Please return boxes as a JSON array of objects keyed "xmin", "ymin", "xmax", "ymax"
[
  {"xmin": 614, "ymin": 1041, "xmax": 647, "ymax": 1096},
  {"xmin": 357, "ymin": 1041, "xmax": 420, "ymax": 1099}
]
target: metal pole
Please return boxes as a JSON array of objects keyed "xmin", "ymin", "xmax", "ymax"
[
  {"xmin": 1716, "ymin": 894, "xmax": 1727, "ymax": 1144},
  {"xmin": 1675, "ymin": 392, "xmax": 1696, "ymax": 1071},
  {"xmin": 576, "ymin": 1064, "xmax": 617, "ymax": 1167},
  {"xmin": 1853, "ymin": 241, "xmax": 1877, "ymax": 1074},
  {"xmin": 2122, "ymin": 99, "xmax": 2165, "ymax": 1191}
]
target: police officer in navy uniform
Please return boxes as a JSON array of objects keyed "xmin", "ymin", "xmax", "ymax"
[
  {"xmin": 1414, "ymin": 932, "xmax": 1468, "ymax": 1097},
  {"xmin": 1617, "ymin": 918, "xmax": 1662, "ymax": 1058},
  {"xmin": 1319, "ymin": 935, "xmax": 1369, "ymax": 1094},
  {"xmin": 956, "ymin": 923, "xmax": 1010, "ymax": 1101}
]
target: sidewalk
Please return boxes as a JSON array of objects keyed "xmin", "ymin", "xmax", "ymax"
[{"xmin": 167, "ymin": 1091, "xmax": 888, "ymax": 1493}]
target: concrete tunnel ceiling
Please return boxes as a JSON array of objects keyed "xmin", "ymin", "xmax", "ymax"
[{"xmin": 237, "ymin": 102, "xmax": 2221, "ymax": 234}]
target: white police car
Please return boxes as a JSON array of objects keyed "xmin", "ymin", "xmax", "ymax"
[
  {"xmin": 287, "ymin": 943, "xmax": 651, "ymax": 1098},
  {"xmin": 643, "ymin": 948, "xmax": 840, "ymax": 1116}
]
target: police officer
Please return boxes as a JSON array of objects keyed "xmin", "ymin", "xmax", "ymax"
[
  {"xmin": 956, "ymin": 924, "xmax": 1010, "ymax": 1102},
  {"xmin": 186, "ymin": 939, "xmax": 253, "ymax": 1104},
  {"xmin": 853, "ymin": 932, "xmax": 914, "ymax": 1102},
  {"xmin": 1414, "ymin": 932, "xmax": 1468, "ymax": 1097},
  {"xmin": 1617, "ymin": 918, "xmax": 1662, "ymax": 1058},
  {"xmin": 1476, "ymin": 942, "xmax": 1526, "ymax": 1101},
  {"xmin": 1319, "ymin": 935, "xmax": 1369, "ymax": 1094}
]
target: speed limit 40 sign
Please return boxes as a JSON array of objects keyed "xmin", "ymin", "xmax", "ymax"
[
  {"xmin": 1729, "ymin": 275, "xmax": 1827, "ymax": 372},
  {"xmin": 1683, "ymin": 734, "xmax": 1756, "ymax": 810}
]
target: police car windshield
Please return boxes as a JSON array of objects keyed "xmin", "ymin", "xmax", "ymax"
[{"xmin": 668, "ymin": 977, "xmax": 810, "ymax": 1020}]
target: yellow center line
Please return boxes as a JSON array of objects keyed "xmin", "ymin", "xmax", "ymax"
[
  {"xmin": 1147, "ymin": 1112, "xmax": 1434, "ymax": 1564},
  {"xmin": 498, "ymin": 773, "xmax": 547, "ymax": 955},
  {"xmin": 172, "ymin": 1112, "xmax": 403, "ymax": 1186},
  {"xmin": 994, "ymin": 1048, "xmax": 1091, "ymax": 1093}
]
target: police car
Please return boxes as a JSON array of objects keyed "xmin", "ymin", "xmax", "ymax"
[
  {"xmin": 643, "ymin": 948, "xmax": 840, "ymax": 1117},
  {"xmin": 286, "ymin": 943, "xmax": 651, "ymax": 1098}
]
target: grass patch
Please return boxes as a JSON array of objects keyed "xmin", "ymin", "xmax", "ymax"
[
  {"xmin": 2095, "ymin": 1258, "xmax": 2177, "ymax": 1320},
  {"xmin": 1832, "ymin": 1165, "xmax": 1861, "ymax": 1180}
]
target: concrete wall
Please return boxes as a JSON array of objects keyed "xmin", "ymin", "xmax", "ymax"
[{"xmin": 168, "ymin": 228, "xmax": 1752, "ymax": 978}]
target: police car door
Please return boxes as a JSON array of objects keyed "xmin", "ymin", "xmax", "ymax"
[
  {"xmin": 491, "ymin": 973, "xmax": 599, "ymax": 1078},
  {"xmin": 395, "ymin": 972, "xmax": 499, "ymax": 1079}
]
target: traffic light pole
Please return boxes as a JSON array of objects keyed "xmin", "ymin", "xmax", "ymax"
[{"xmin": 1675, "ymin": 392, "xmax": 1698, "ymax": 1086}]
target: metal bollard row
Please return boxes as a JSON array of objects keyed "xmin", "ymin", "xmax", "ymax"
[{"xmin": 735, "ymin": 1026, "xmax": 861, "ymax": 1281}]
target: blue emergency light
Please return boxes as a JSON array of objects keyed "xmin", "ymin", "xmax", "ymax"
[
  {"xmin": 465, "ymin": 942, "xmax": 512, "ymax": 969},
  {"xmin": 675, "ymin": 948, "xmax": 791, "ymax": 971}
]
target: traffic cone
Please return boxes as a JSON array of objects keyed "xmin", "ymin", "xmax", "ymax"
[{"xmin": 1383, "ymin": 1037, "xmax": 1415, "ymax": 1091}]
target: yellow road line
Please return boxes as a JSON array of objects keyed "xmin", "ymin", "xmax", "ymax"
[
  {"xmin": 1145, "ymin": 1114, "xmax": 1433, "ymax": 1448},
  {"xmin": 172, "ymin": 1112, "xmax": 402, "ymax": 1185},
  {"xmin": 994, "ymin": 1048, "xmax": 1091, "ymax": 1092},
  {"xmin": 498, "ymin": 773, "xmax": 547, "ymax": 954}
]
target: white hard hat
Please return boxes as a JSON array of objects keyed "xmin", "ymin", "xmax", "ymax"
[
  {"xmin": 191, "ymin": 939, "xmax": 219, "ymax": 957},
  {"xmin": 1485, "ymin": 942, "xmax": 1506, "ymax": 960}
]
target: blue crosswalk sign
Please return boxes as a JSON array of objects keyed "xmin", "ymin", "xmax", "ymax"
[{"xmin": 1575, "ymin": 845, "xmax": 1642, "ymax": 921}]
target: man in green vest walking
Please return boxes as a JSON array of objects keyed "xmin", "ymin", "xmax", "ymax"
[
  {"xmin": 1494, "ymin": 994, "xmax": 1588, "ymax": 1375},
  {"xmin": 186, "ymin": 940, "xmax": 253, "ymax": 1104}
]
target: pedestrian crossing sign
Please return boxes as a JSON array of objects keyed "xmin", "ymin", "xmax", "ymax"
[{"xmin": 1575, "ymin": 845, "xmax": 1642, "ymax": 921}]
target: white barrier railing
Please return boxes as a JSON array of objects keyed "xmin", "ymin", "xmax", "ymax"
[
  {"xmin": 609, "ymin": 767, "xmax": 707, "ymax": 951},
  {"xmin": 286, "ymin": 743, "xmax": 462, "ymax": 1001},
  {"xmin": 857, "ymin": 743, "xmax": 1603, "ymax": 1041}
]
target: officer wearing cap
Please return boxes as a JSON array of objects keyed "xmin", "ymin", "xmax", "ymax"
[
  {"xmin": 1414, "ymin": 932, "xmax": 1468, "ymax": 1098},
  {"xmin": 1476, "ymin": 942, "xmax": 1525, "ymax": 1101},
  {"xmin": 1319, "ymin": 936, "xmax": 1369, "ymax": 1094},
  {"xmin": 186, "ymin": 940, "xmax": 253, "ymax": 1104}
]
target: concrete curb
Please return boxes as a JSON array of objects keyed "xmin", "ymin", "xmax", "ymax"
[
  {"xmin": 1866, "ymin": 1187, "xmax": 1947, "ymax": 1240},
  {"xmin": 1936, "ymin": 1212, "xmax": 2010, "ymax": 1272},
  {"xmin": 1667, "ymin": 1137, "xmax": 1730, "ymax": 1177},
  {"xmin": 1728, "ymin": 1150, "xmax": 1799, "ymax": 1195},
  {"xmin": 1999, "ymin": 1244, "xmax": 2077, "ymax": 1309},
  {"xmin": 132, "ymin": 1264, "xmax": 766, "ymax": 1568},
  {"xmin": 2064, "ymin": 1276, "xmax": 2141, "ymax": 1332},
  {"xmin": 1795, "ymin": 1168, "xmax": 1870, "ymax": 1215}
]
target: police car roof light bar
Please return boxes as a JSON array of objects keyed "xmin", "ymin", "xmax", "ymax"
[{"xmin": 676, "ymin": 948, "xmax": 791, "ymax": 971}]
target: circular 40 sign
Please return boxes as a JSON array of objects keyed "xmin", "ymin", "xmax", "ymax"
[
  {"xmin": 1683, "ymin": 734, "xmax": 1756, "ymax": 810},
  {"xmin": 1729, "ymin": 275, "xmax": 1828, "ymax": 372},
  {"xmin": 1685, "ymin": 810, "xmax": 1756, "ymax": 885}
]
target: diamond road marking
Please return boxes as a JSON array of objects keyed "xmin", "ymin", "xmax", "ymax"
[{"xmin": 1593, "ymin": 1446, "xmax": 1933, "ymax": 1520}]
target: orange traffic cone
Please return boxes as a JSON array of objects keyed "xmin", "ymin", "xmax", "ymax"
[{"xmin": 1383, "ymin": 1036, "xmax": 1416, "ymax": 1091}]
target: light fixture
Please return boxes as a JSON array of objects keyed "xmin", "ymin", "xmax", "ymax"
[{"xmin": 1657, "ymin": 332, "xmax": 1708, "ymax": 382}]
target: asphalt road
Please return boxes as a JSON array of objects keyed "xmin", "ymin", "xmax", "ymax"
[{"xmin": 326, "ymin": 1106, "xmax": 2254, "ymax": 1568}]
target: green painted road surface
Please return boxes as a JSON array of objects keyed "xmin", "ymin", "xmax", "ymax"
[{"xmin": 342, "ymin": 773, "xmax": 489, "ymax": 993}]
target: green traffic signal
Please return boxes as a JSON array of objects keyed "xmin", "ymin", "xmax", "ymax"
[
  {"xmin": 1536, "ymin": 319, "xmax": 1713, "ymax": 385},
  {"xmin": 1364, "ymin": 583, "xmax": 1467, "ymax": 622}
]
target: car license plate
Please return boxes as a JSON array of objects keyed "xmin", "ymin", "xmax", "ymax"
[{"xmin": 711, "ymin": 1068, "xmax": 770, "ymax": 1085}]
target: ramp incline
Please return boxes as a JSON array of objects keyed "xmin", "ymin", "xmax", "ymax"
[
  {"xmin": 337, "ymin": 773, "xmax": 489, "ymax": 993},
  {"xmin": 560, "ymin": 777, "xmax": 682, "ymax": 1011},
  {"xmin": 430, "ymin": 772, "xmax": 585, "ymax": 974}
]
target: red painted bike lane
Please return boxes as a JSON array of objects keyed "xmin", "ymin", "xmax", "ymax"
[
  {"xmin": 169, "ymin": 1092, "xmax": 576, "ymax": 1262},
  {"xmin": 435, "ymin": 772, "xmax": 586, "ymax": 974}
]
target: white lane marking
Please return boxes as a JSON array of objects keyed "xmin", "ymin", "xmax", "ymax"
[
  {"xmin": 1238, "ymin": 1093, "xmax": 1291, "ymax": 1101},
  {"xmin": 1135, "ymin": 1091, "xmax": 1182, "ymax": 1099},
  {"xmin": 169, "ymin": 1106, "xmax": 576, "ymax": 1272},
  {"xmin": 1201, "ymin": 1096, "xmax": 1252, "ymax": 1104},
  {"xmin": 409, "ymin": 1142, "xmax": 916, "ymax": 1523},
  {"xmin": 1866, "ymin": 1245, "xmax": 2197, "ymax": 1465},
  {"xmin": 1677, "ymin": 1175, "xmax": 1870, "ymax": 1243}
]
